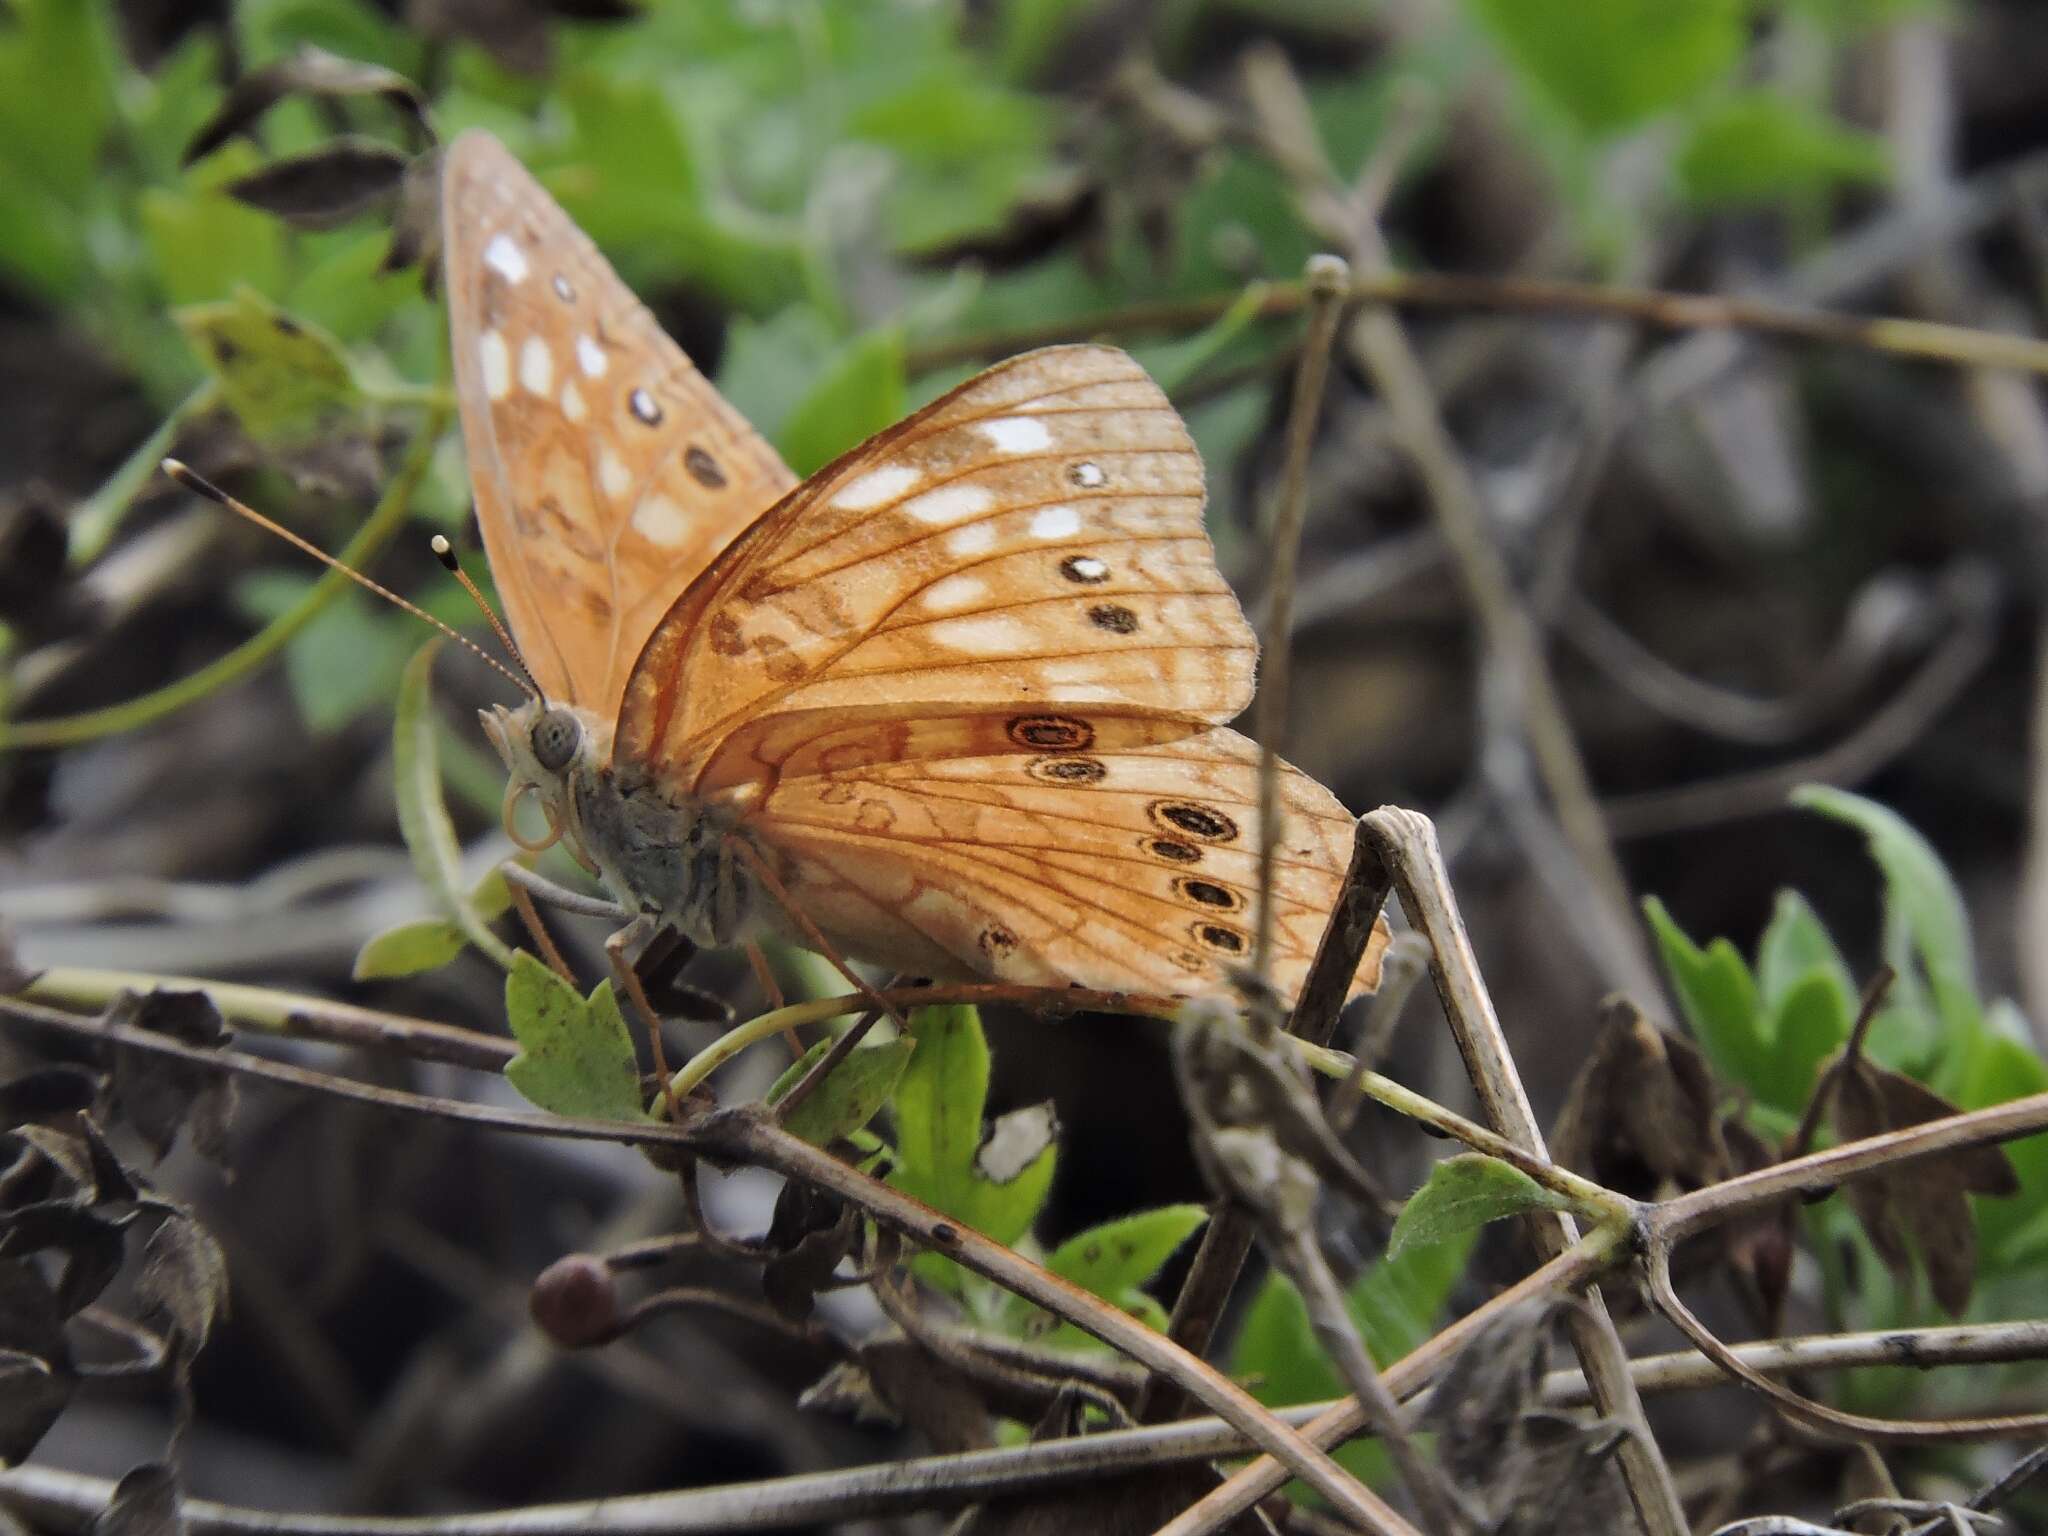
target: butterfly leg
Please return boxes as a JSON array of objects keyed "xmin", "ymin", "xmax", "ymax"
[
  {"xmin": 739, "ymin": 940, "xmax": 804, "ymax": 1058},
  {"xmin": 499, "ymin": 861, "xmax": 629, "ymax": 920},
  {"xmin": 604, "ymin": 913, "xmax": 684, "ymax": 1120},
  {"xmin": 724, "ymin": 836, "xmax": 908, "ymax": 1030}
]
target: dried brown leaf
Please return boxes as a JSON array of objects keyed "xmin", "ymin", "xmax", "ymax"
[
  {"xmin": 183, "ymin": 47, "xmax": 429, "ymax": 167},
  {"xmin": 1553, "ymin": 998, "xmax": 1728, "ymax": 1199},
  {"xmin": 104, "ymin": 990, "xmax": 236, "ymax": 1167},
  {"xmin": 89, "ymin": 1464, "xmax": 182, "ymax": 1536},
  {"xmin": 137, "ymin": 1208, "xmax": 230, "ymax": 1355},
  {"xmin": 760, "ymin": 1180, "xmax": 858, "ymax": 1322},
  {"xmin": 225, "ymin": 138, "xmax": 410, "ymax": 229},
  {"xmin": 858, "ymin": 1335, "xmax": 993, "ymax": 1454},
  {"xmin": 0, "ymin": 1349, "xmax": 72, "ymax": 1463}
]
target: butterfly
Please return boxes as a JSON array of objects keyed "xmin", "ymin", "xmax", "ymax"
[{"xmin": 442, "ymin": 129, "xmax": 1387, "ymax": 1007}]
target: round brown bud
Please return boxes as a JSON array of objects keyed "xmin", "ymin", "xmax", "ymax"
[{"xmin": 530, "ymin": 1253, "xmax": 618, "ymax": 1348}]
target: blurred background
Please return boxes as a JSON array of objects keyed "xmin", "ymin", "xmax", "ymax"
[{"xmin": 4, "ymin": 0, "xmax": 2048, "ymax": 1527}]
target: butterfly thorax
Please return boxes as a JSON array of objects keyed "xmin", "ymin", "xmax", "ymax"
[{"xmin": 480, "ymin": 700, "xmax": 757, "ymax": 948}]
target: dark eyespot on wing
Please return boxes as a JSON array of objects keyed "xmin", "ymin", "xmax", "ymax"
[
  {"xmin": 1007, "ymin": 714, "xmax": 1094, "ymax": 751},
  {"xmin": 1176, "ymin": 877, "xmax": 1242, "ymax": 911},
  {"xmin": 1027, "ymin": 756, "xmax": 1107, "ymax": 784},
  {"xmin": 685, "ymin": 445, "xmax": 727, "ymax": 488},
  {"xmin": 1147, "ymin": 800, "xmax": 1239, "ymax": 843}
]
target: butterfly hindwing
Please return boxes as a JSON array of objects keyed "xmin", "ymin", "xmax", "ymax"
[
  {"xmin": 443, "ymin": 130, "xmax": 796, "ymax": 715},
  {"xmin": 737, "ymin": 714, "xmax": 1385, "ymax": 1001},
  {"xmin": 617, "ymin": 346, "xmax": 1258, "ymax": 787}
]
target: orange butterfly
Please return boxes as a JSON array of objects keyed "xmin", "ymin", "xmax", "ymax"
[{"xmin": 442, "ymin": 130, "xmax": 1385, "ymax": 1005}]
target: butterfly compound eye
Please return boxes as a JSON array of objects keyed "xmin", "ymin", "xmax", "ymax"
[{"xmin": 531, "ymin": 710, "xmax": 581, "ymax": 772}]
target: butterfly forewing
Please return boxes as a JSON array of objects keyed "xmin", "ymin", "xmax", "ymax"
[
  {"xmin": 617, "ymin": 346, "xmax": 1257, "ymax": 787},
  {"xmin": 442, "ymin": 129, "xmax": 796, "ymax": 715}
]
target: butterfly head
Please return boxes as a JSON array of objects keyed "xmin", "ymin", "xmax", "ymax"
[{"xmin": 479, "ymin": 698, "xmax": 609, "ymax": 865}]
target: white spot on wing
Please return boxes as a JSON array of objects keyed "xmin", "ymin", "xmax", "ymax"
[
  {"xmin": 1030, "ymin": 505, "xmax": 1081, "ymax": 540},
  {"xmin": 561, "ymin": 380, "xmax": 587, "ymax": 422},
  {"xmin": 632, "ymin": 493, "xmax": 689, "ymax": 547},
  {"xmin": 977, "ymin": 416, "xmax": 1051, "ymax": 454},
  {"xmin": 1066, "ymin": 556, "xmax": 1108, "ymax": 581},
  {"xmin": 1070, "ymin": 461, "xmax": 1106, "ymax": 488},
  {"xmin": 946, "ymin": 522, "xmax": 996, "ymax": 557},
  {"xmin": 552, "ymin": 273, "xmax": 574, "ymax": 301},
  {"xmin": 518, "ymin": 336, "xmax": 553, "ymax": 395},
  {"xmin": 577, "ymin": 335, "xmax": 607, "ymax": 378},
  {"xmin": 599, "ymin": 444, "xmax": 632, "ymax": 499},
  {"xmin": 484, "ymin": 233, "xmax": 528, "ymax": 284},
  {"xmin": 927, "ymin": 615, "xmax": 1038, "ymax": 654},
  {"xmin": 904, "ymin": 484, "xmax": 995, "ymax": 526},
  {"xmin": 833, "ymin": 464, "xmax": 922, "ymax": 511},
  {"xmin": 921, "ymin": 575, "xmax": 989, "ymax": 612},
  {"xmin": 479, "ymin": 330, "xmax": 511, "ymax": 401}
]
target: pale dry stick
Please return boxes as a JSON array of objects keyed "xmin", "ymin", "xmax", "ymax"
[
  {"xmin": 1143, "ymin": 821, "xmax": 1399, "ymax": 1422},
  {"xmin": 0, "ymin": 994, "xmax": 1407, "ymax": 1533},
  {"xmin": 1361, "ymin": 807, "xmax": 1683, "ymax": 1535},
  {"xmin": 1167, "ymin": 808, "xmax": 1684, "ymax": 1536},
  {"xmin": 1251, "ymin": 251, "xmax": 1353, "ymax": 1006},
  {"xmin": 8, "ymin": 1322, "xmax": 2048, "ymax": 1536},
  {"xmin": 902, "ymin": 265, "xmax": 2048, "ymax": 380}
]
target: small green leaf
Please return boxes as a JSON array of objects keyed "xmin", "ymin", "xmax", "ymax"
[
  {"xmin": 504, "ymin": 954, "xmax": 645, "ymax": 1121},
  {"xmin": 352, "ymin": 918, "xmax": 467, "ymax": 980},
  {"xmin": 890, "ymin": 1003, "xmax": 994, "ymax": 1219},
  {"xmin": 775, "ymin": 328, "xmax": 906, "ymax": 477},
  {"xmin": 174, "ymin": 287, "xmax": 361, "ymax": 444},
  {"xmin": 1644, "ymin": 895, "xmax": 1766, "ymax": 1089},
  {"xmin": 1046, "ymin": 1204, "xmax": 1209, "ymax": 1300},
  {"xmin": 766, "ymin": 1037, "xmax": 916, "ymax": 1146},
  {"xmin": 888, "ymin": 1005, "xmax": 1057, "ymax": 1281},
  {"xmin": 1764, "ymin": 970, "xmax": 1853, "ymax": 1114},
  {"xmin": 1466, "ymin": 0, "xmax": 1748, "ymax": 137},
  {"xmin": 1677, "ymin": 91, "xmax": 1890, "ymax": 207},
  {"xmin": 1756, "ymin": 890, "xmax": 1856, "ymax": 1016},
  {"xmin": 393, "ymin": 639, "xmax": 515, "ymax": 969},
  {"xmin": 1793, "ymin": 786, "xmax": 1982, "ymax": 1039},
  {"xmin": 1389, "ymin": 1155, "xmax": 1574, "ymax": 1259}
]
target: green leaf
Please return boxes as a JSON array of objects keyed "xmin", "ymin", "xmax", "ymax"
[
  {"xmin": 766, "ymin": 1037, "xmax": 916, "ymax": 1147},
  {"xmin": 1046, "ymin": 1204, "xmax": 1209, "ymax": 1300},
  {"xmin": 1948, "ymin": 1018, "xmax": 2048, "ymax": 1263},
  {"xmin": 993, "ymin": 0, "xmax": 1093, "ymax": 82},
  {"xmin": 1643, "ymin": 896, "xmax": 1766, "ymax": 1089},
  {"xmin": 0, "ymin": 0, "xmax": 118, "ymax": 199},
  {"xmin": 1464, "ymin": 0, "xmax": 1748, "ymax": 138},
  {"xmin": 1677, "ymin": 91, "xmax": 1890, "ymax": 206},
  {"xmin": 1764, "ymin": 970, "xmax": 1853, "ymax": 1115},
  {"xmin": 235, "ymin": 576, "xmax": 412, "ymax": 732},
  {"xmin": 1756, "ymin": 889, "xmax": 1856, "ymax": 1015},
  {"xmin": 392, "ymin": 639, "xmax": 515, "ymax": 969},
  {"xmin": 352, "ymin": 918, "xmax": 468, "ymax": 980},
  {"xmin": 1793, "ymin": 786, "xmax": 1982, "ymax": 1040},
  {"xmin": 891, "ymin": 1003, "xmax": 993, "ymax": 1215},
  {"xmin": 1233, "ymin": 1221, "xmax": 1476, "ymax": 1490},
  {"xmin": 140, "ymin": 146, "xmax": 293, "ymax": 306},
  {"xmin": 889, "ymin": 1005, "xmax": 1057, "ymax": 1274},
  {"xmin": 1388, "ymin": 1155, "xmax": 1574, "ymax": 1259},
  {"xmin": 775, "ymin": 328, "xmax": 906, "ymax": 477},
  {"xmin": 503, "ymin": 953, "xmax": 645, "ymax": 1120},
  {"xmin": 175, "ymin": 288, "xmax": 361, "ymax": 444}
]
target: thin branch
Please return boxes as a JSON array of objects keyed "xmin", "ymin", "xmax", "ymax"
[
  {"xmin": 9, "ymin": 1319, "xmax": 2045, "ymax": 1535},
  {"xmin": 1644, "ymin": 1243, "xmax": 2048, "ymax": 1442},
  {"xmin": 1253, "ymin": 251, "xmax": 1352, "ymax": 1001},
  {"xmin": 904, "ymin": 270, "xmax": 2048, "ymax": 379}
]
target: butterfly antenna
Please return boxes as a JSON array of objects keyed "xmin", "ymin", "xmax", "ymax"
[
  {"xmin": 428, "ymin": 534, "xmax": 545, "ymax": 703},
  {"xmin": 161, "ymin": 459, "xmax": 540, "ymax": 703}
]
